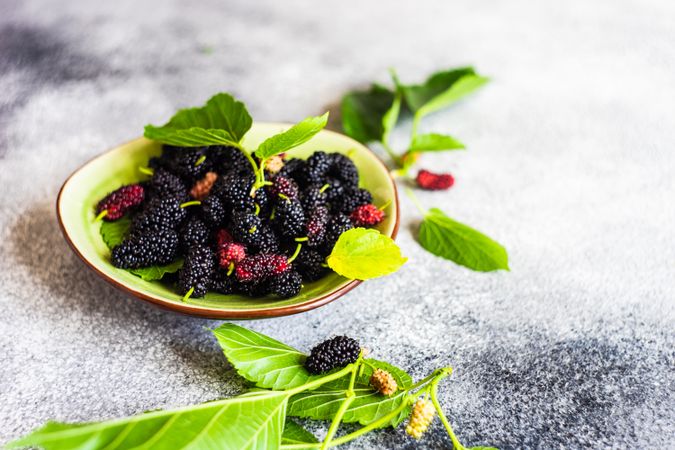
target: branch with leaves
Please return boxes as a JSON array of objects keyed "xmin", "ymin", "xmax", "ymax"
[
  {"xmin": 341, "ymin": 67, "xmax": 509, "ymax": 272},
  {"xmin": 8, "ymin": 324, "xmax": 497, "ymax": 450}
]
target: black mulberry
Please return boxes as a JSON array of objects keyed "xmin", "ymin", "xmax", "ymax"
[
  {"xmin": 179, "ymin": 217, "xmax": 210, "ymax": 253},
  {"xmin": 269, "ymin": 271, "xmax": 302, "ymax": 298},
  {"xmin": 111, "ymin": 229, "xmax": 179, "ymax": 269},
  {"xmin": 275, "ymin": 199, "xmax": 306, "ymax": 239},
  {"xmin": 131, "ymin": 197, "xmax": 187, "ymax": 234},
  {"xmin": 178, "ymin": 245, "xmax": 215, "ymax": 298},
  {"xmin": 305, "ymin": 336, "xmax": 360, "ymax": 374}
]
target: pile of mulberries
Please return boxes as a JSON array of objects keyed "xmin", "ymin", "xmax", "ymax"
[{"xmin": 97, "ymin": 146, "xmax": 386, "ymax": 299}]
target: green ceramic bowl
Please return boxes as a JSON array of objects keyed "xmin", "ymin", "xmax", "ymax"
[{"xmin": 57, "ymin": 123, "xmax": 399, "ymax": 319}]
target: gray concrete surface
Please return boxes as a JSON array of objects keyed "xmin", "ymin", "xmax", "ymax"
[{"xmin": 1, "ymin": 0, "xmax": 674, "ymax": 448}]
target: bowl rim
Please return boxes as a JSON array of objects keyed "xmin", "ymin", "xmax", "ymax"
[{"xmin": 56, "ymin": 125, "xmax": 400, "ymax": 319}]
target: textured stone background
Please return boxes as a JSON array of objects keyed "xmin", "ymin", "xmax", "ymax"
[{"xmin": 1, "ymin": 0, "xmax": 673, "ymax": 448}]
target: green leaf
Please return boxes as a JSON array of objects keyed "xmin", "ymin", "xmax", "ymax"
[
  {"xmin": 256, "ymin": 113, "xmax": 329, "ymax": 159},
  {"xmin": 100, "ymin": 216, "xmax": 131, "ymax": 249},
  {"xmin": 341, "ymin": 85, "xmax": 395, "ymax": 143},
  {"xmin": 129, "ymin": 258, "xmax": 183, "ymax": 281},
  {"xmin": 144, "ymin": 92, "xmax": 252, "ymax": 147},
  {"xmin": 288, "ymin": 359, "xmax": 413, "ymax": 428},
  {"xmin": 8, "ymin": 391, "xmax": 289, "ymax": 450},
  {"xmin": 416, "ymin": 74, "xmax": 489, "ymax": 119},
  {"xmin": 409, "ymin": 133, "xmax": 465, "ymax": 152},
  {"xmin": 212, "ymin": 323, "xmax": 314, "ymax": 390},
  {"xmin": 281, "ymin": 419, "xmax": 318, "ymax": 446},
  {"xmin": 418, "ymin": 208, "xmax": 509, "ymax": 272},
  {"xmin": 381, "ymin": 92, "xmax": 401, "ymax": 146},
  {"xmin": 326, "ymin": 228, "xmax": 407, "ymax": 280},
  {"xmin": 397, "ymin": 67, "xmax": 478, "ymax": 112}
]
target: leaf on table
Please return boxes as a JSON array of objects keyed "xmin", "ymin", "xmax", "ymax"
[
  {"xmin": 327, "ymin": 228, "xmax": 407, "ymax": 280},
  {"xmin": 7, "ymin": 390, "xmax": 290, "ymax": 450},
  {"xmin": 212, "ymin": 323, "xmax": 315, "ymax": 390},
  {"xmin": 418, "ymin": 208, "xmax": 509, "ymax": 272},
  {"xmin": 256, "ymin": 113, "xmax": 329, "ymax": 159},
  {"xmin": 129, "ymin": 258, "xmax": 184, "ymax": 281},
  {"xmin": 281, "ymin": 419, "xmax": 319, "ymax": 446},
  {"xmin": 409, "ymin": 133, "xmax": 465, "ymax": 152},
  {"xmin": 144, "ymin": 92, "xmax": 252, "ymax": 147},
  {"xmin": 100, "ymin": 216, "xmax": 131, "ymax": 249},
  {"xmin": 396, "ymin": 67, "xmax": 479, "ymax": 112},
  {"xmin": 341, "ymin": 84, "xmax": 395, "ymax": 143}
]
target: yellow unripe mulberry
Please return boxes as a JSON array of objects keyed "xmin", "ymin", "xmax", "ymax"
[
  {"xmin": 405, "ymin": 398, "xmax": 436, "ymax": 439},
  {"xmin": 370, "ymin": 368, "xmax": 398, "ymax": 396}
]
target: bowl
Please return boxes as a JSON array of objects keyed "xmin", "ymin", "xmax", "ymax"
[{"xmin": 56, "ymin": 123, "xmax": 399, "ymax": 319}]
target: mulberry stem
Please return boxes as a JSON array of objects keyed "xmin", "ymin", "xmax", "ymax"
[
  {"xmin": 194, "ymin": 155, "xmax": 207, "ymax": 166},
  {"xmin": 254, "ymin": 203, "xmax": 260, "ymax": 216},
  {"xmin": 319, "ymin": 183, "xmax": 331, "ymax": 193},
  {"xmin": 429, "ymin": 369, "xmax": 463, "ymax": 450},
  {"xmin": 287, "ymin": 243, "xmax": 302, "ymax": 264},
  {"xmin": 227, "ymin": 262, "xmax": 234, "ymax": 276},
  {"xmin": 320, "ymin": 353, "xmax": 362, "ymax": 449},
  {"xmin": 294, "ymin": 237, "xmax": 309, "ymax": 242},
  {"xmin": 379, "ymin": 200, "xmax": 392, "ymax": 211},
  {"xmin": 94, "ymin": 210, "xmax": 108, "ymax": 222},
  {"xmin": 180, "ymin": 200, "xmax": 201, "ymax": 208},
  {"xmin": 182, "ymin": 287, "xmax": 194, "ymax": 302},
  {"xmin": 138, "ymin": 166, "xmax": 154, "ymax": 176}
]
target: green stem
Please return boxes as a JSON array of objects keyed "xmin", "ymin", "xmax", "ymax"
[
  {"xmin": 138, "ymin": 166, "xmax": 154, "ymax": 176},
  {"xmin": 287, "ymin": 243, "xmax": 303, "ymax": 264},
  {"xmin": 286, "ymin": 363, "xmax": 357, "ymax": 396},
  {"xmin": 430, "ymin": 370, "xmax": 463, "ymax": 450},
  {"xmin": 381, "ymin": 141, "xmax": 401, "ymax": 167},
  {"xmin": 182, "ymin": 287, "xmax": 194, "ymax": 302},
  {"xmin": 411, "ymin": 112, "xmax": 422, "ymax": 139},
  {"xmin": 404, "ymin": 188, "xmax": 427, "ymax": 216},
  {"xmin": 294, "ymin": 237, "xmax": 309, "ymax": 242},
  {"xmin": 280, "ymin": 395, "xmax": 414, "ymax": 450},
  {"xmin": 321, "ymin": 356, "xmax": 361, "ymax": 449},
  {"xmin": 242, "ymin": 149, "xmax": 259, "ymax": 177},
  {"xmin": 94, "ymin": 210, "xmax": 108, "ymax": 222},
  {"xmin": 180, "ymin": 200, "xmax": 201, "ymax": 208},
  {"xmin": 194, "ymin": 155, "xmax": 207, "ymax": 166}
]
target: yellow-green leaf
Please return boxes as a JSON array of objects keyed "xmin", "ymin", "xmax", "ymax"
[
  {"xmin": 326, "ymin": 228, "xmax": 407, "ymax": 280},
  {"xmin": 256, "ymin": 113, "xmax": 328, "ymax": 159}
]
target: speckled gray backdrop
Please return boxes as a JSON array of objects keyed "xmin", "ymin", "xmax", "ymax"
[{"xmin": 0, "ymin": 0, "xmax": 673, "ymax": 448}]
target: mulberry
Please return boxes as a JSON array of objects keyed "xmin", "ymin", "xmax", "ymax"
[
  {"xmin": 370, "ymin": 368, "xmax": 398, "ymax": 396},
  {"xmin": 295, "ymin": 249, "xmax": 328, "ymax": 281},
  {"xmin": 264, "ymin": 154, "xmax": 285, "ymax": 175},
  {"xmin": 211, "ymin": 145, "xmax": 252, "ymax": 176},
  {"xmin": 131, "ymin": 197, "xmax": 187, "ymax": 234},
  {"xmin": 323, "ymin": 213, "xmax": 353, "ymax": 253},
  {"xmin": 179, "ymin": 217, "xmax": 210, "ymax": 253},
  {"xmin": 190, "ymin": 171, "xmax": 218, "ymax": 200},
  {"xmin": 327, "ymin": 153, "xmax": 359, "ymax": 187},
  {"xmin": 269, "ymin": 176, "xmax": 300, "ymax": 200},
  {"xmin": 148, "ymin": 168, "xmax": 188, "ymax": 201},
  {"xmin": 217, "ymin": 174, "xmax": 255, "ymax": 211},
  {"xmin": 96, "ymin": 184, "xmax": 145, "ymax": 221},
  {"xmin": 406, "ymin": 399, "xmax": 436, "ymax": 439},
  {"xmin": 306, "ymin": 206, "xmax": 329, "ymax": 247},
  {"xmin": 331, "ymin": 188, "xmax": 372, "ymax": 215},
  {"xmin": 304, "ymin": 336, "xmax": 360, "ymax": 374},
  {"xmin": 162, "ymin": 146, "xmax": 211, "ymax": 183},
  {"xmin": 300, "ymin": 151, "xmax": 331, "ymax": 186},
  {"xmin": 201, "ymin": 195, "xmax": 227, "ymax": 229},
  {"xmin": 209, "ymin": 270, "xmax": 236, "ymax": 294},
  {"xmin": 251, "ymin": 226, "xmax": 280, "ymax": 254},
  {"xmin": 275, "ymin": 199, "xmax": 306, "ymax": 238},
  {"xmin": 269, "ymin": 271, "xmax": 302, "ymax": 298},
  {"xmin": 416, "ymin": 169, "xmax": 454, "ymax": 191},
  {"xmin": 178, "ymin": 245, "xmax": 215, "ymax": 298},
  {"xmin": 216, "ymin": 229, "xmax": 233, "ymax": 247},
  {"xmin": 111, "ymin": 229, "xmax": 178, "ymax": 269},
  {"xmin": 230, "ymin": 211, "xmax": 262, "ymax": 246},
  {"xmin": 218, "ymin": 242, "xmax": 246, "ymax": 269},
  {"xmin": 235, "ymin": 254, "xmax": 289, "ymax": 282},
  {"xmin": 301, "ymin": 184, "xmax": 328, "ymax": 211},
  {"xmin": 350, "ymin": 204, "xmax": 385, "ymax": 227},
  {"xmin": 278, "ymin": 158, "xmax": 306, "ymax": 183}
]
